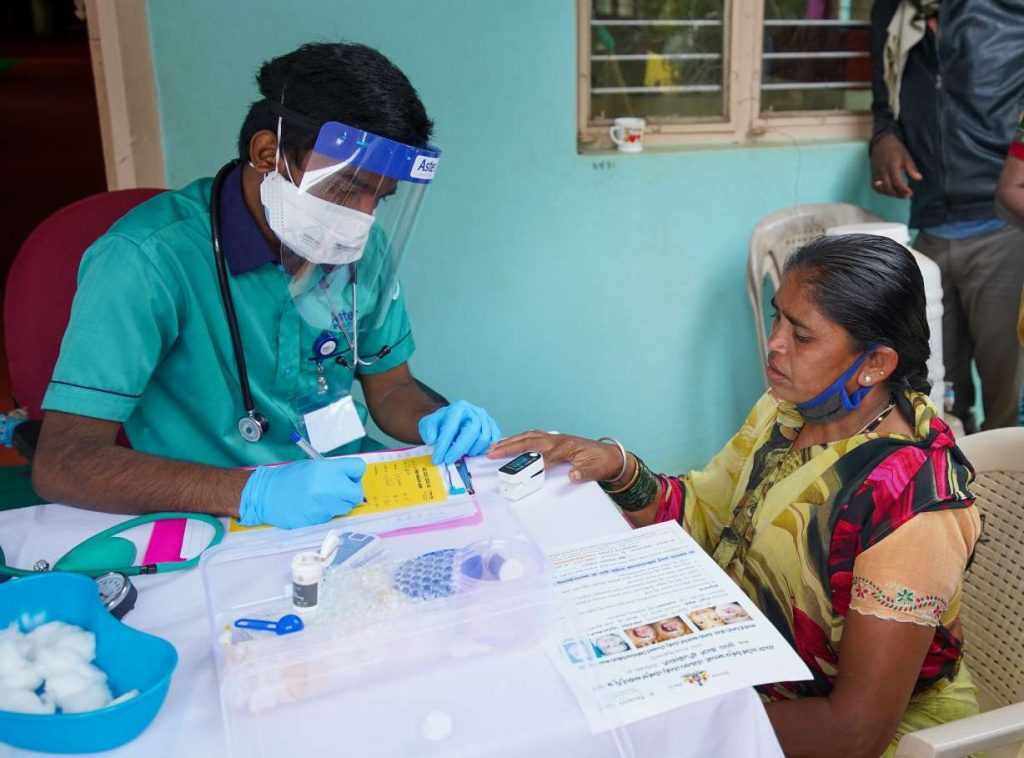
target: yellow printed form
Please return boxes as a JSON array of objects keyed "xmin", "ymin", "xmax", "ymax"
[
  {"xmin": 360, "ymin": 454, "xmax": 447, "ymax": 513},
  {"xmin": 228, "ymin": 453, "xmax": 449, "ymax": 533}
]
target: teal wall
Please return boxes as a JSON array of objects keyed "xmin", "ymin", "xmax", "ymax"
[{"xmin": 145, "ymin": 0, "xmax": 907, "ymax": 473}]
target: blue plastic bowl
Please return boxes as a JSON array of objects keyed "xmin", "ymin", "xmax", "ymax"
[{"xmin": 0, "ymin": 573, "xmax": 178, "ymax": 753}]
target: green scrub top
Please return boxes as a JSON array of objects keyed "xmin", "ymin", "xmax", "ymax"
[{"xmin": 42, "ymin": 176, "xmax": 415, "ymax": 467}]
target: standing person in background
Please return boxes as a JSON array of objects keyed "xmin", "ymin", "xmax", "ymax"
[
  {"xmin": 869, "ymin": 0, "xmax": 1024, "ymax": 431},
  {"xmin": 998, "ymin": 110, "xmax": 1024, "ymax": 230},
  {"xmin": 995, "ymin": 107, "xmax": 1024, "ymax": 422}
]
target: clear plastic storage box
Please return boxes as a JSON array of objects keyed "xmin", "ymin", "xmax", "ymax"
[{"xmin": 200, "ymin": 498, "xmax": 634, "ymax": 757}]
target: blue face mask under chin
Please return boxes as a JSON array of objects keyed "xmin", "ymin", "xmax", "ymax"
[{"xmin": 796, "ymin": 350, "xmax": 874, "ymax": 423}]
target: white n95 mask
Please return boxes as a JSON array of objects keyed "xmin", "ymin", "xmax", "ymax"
[
  {"xmin": 259, "ymin": 114, "xmax": 439, "ymax": 348},
  {"xmin": 260, "ymin": 170, "xmax": 374, "ymax": 266}
]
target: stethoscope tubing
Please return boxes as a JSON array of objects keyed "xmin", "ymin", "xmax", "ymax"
[
  {"xmin": 0, "ymin": 512, "xmax": 225, "ymax": 579},
  {"xmin": 210, "ymin": 161, "xmax": 262, "ymax": 425}
]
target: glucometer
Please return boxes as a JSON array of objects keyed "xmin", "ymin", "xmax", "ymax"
[
  {"xmin": 497, "ymin": 451, "xmax": 545, "ymax": 501},
  {"xmin": 331, "ymin": 532, "xmax": 384, "ymax": 568}
]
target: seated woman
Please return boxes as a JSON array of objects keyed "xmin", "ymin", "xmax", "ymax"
[{"xmin": 489, "ymin": 235, "xmax": 980, "ymax": 758}]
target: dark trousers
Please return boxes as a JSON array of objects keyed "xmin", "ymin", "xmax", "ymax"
[{"xmin": 915, "ymin": 225, "xmax": 1024, "ymax": 430}]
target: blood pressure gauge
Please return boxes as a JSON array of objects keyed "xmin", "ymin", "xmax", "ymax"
[
  {"xmin": 497, "ymin": 451, "xmax": 545, "ymax": 501},
  {"xmin": 95, "ymin": 572, "xmax": 137, "ymax": 620}
]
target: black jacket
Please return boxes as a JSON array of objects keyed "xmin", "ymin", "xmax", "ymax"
[{"xmin": 870, "ymin": 0, "xmax": 1024, "ymax": 229}]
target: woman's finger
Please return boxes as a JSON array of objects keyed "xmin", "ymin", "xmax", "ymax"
[
  {"xmin": 487, "ymin": 431, "xmax": 561, "ymax": 459},
  {"xmin": 568, "ymin": 457, "xmax": 605, "ymax": 483}
]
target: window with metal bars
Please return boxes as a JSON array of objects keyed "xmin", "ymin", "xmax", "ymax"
[{"xmin": 578, "ymin": 0, "xmax": 873, "ymax": 150}]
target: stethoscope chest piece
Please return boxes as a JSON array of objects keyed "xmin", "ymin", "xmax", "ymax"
[
  {"xmin": 237, "ymin": 412, "xmax": 269, "ymax": 443},
  {"xmin": 95, "ymin": 571, "xmax": 137, "ymax": 619}
]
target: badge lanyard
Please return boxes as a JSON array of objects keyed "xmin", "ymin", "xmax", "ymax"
[
  {"xmin": 311, "ymin": 331, "xmax": 339, "ymax": 394},
  {"xmin": 293, "ymin": 324, "xmax": 365, "ymax": 454}
]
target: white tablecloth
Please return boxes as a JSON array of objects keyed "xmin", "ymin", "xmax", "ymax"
[{"xmin": 0, "ymin": 459, "xmax": 782, "ymax": 757}]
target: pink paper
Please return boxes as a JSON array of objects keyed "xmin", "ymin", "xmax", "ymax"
[{"xmin": 142, "ymin": 518, "xmax": 187, "ymax": 563}]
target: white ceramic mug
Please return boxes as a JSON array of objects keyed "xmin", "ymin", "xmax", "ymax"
[{"xmin": 609, "ymin": 117, "xmax": 646, "ymax": 153}]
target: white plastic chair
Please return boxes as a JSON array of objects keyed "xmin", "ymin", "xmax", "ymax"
[
  {"xmin": 896, "ymin": 427, "xmax": 1024, "ymax": 758},
  {"xmin": 747, "ymin": 203, "xmax": 883, "ymax": 387}
]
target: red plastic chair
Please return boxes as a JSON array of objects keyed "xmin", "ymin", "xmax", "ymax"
[{"xmin": 3, "ymin": 189, "xmax": 164, "ymax": 455}]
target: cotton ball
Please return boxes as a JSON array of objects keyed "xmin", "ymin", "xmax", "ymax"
[
  {"xmin": 108, "ymin": 689, "xmax": 139, "ymax": 706},
  {"xmin": 0, "ymin": 641, "xmax": 31, "ymax": 675},
  {"xmin": 43, "ymin": 670, "xmax": 93, "ymax": 702},
  {"xmin": 497, "ymin": 558, "xmax": 525, "ymax": 581},
  {"xmin": 0, "ymin": 641, "xmax": 23, "ymax": 666},
  {"xmin": 42, "ymin": 661, "xmax": 107, "ymax": 706},
  {"xmin": 27, "ymin": 622, "xmax": 96, "ymax": 664},
  {"xmin": 26, "ymin": 621, "xmax": 73, "ymax": 655},
  {"xmin": 0, "ymin": 644, "xmax": 41, "ymax": 691},
  {"xmin": 40, "ymin": 691, "xmax": 57, "ymax": 713},
  {"xmin": 35, "ymin": 647, "xmax": 106, "ymax": 682},
  {"xmin": 422, "ymin": 710, "xmax": 454, "ymax": 741},
  {"xmin": 50, "ymin": 627, "xmax": 96, "ymax": 663},
  {"xmin": 59, "ymin": 681, "xmax": 112, "ymax": 714},
  {"xmin": 0, "ymin": 622, "xmax": 30, "ymax": 657},
  {"xmin": 0, "ymin": 688, "xmax": 56, "ymax": 715}
]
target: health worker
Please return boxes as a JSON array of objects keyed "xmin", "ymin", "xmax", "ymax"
[{"xmin": 32, "ymin": 43, "xmax": 500, "ymax": 529}]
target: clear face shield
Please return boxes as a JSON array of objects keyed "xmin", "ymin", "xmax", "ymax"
[{"xmin": 260, "ymin": 119, "xmax": 440, "ymax": 365}]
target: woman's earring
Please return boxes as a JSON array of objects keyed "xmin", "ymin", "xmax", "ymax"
[{"xmin": 862, "ymin": 375, "xmax": 872, "ymax": 384}]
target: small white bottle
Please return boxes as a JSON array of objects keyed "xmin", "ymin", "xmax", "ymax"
[
  {"xmin": 290, "ymin": 531, "xmax": 340, "ymax": 613},
  {"xmin": 291, "ymin": 551, "xmax": 324, "ymax": 612}
]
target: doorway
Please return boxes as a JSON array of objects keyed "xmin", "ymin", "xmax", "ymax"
[{"xmin": 0, "ymin": 0, "xmax": 106, "ymax": 467}]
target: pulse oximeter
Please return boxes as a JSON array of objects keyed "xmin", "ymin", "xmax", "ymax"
[{"xmin": 497, "ymin": 451, "xmax": 545, "ymax": 501}]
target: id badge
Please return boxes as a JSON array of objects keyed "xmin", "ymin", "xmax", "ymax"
[{"xmin": 293, "ymin": 388, "xmax": 366, "ymax": 454}]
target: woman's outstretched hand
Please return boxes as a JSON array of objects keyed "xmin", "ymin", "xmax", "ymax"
[{"xmin": 487, "ymin": 431, "xmax": 625, "ymax": 484}]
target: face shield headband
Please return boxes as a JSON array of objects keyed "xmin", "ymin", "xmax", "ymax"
[{"xmin": 795, "ymin": 346, "xmax": 878, "ymax": 423}]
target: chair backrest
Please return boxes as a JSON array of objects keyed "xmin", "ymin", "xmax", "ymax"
[
  {"xmin": 955, "ymin": 427, "xmax": 1024, "ymax": 710},
  {"xmin": 3, "ymin": 189, "xmax": 164, "ymax": 419},
  {"xmin": 747, "ymin": 203, "xmax": 883, "ymax": 386}
]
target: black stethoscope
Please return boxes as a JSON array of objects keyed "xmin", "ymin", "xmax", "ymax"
[
  {"xmin": 209, "ymin": 161, "xmax": 409, "ymax": 444},
  {"xmin": 211, "ymin": 160, "xmax": 270, "ymax": 443}
]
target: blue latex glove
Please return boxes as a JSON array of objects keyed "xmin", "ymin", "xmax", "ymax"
[
  {"xmin": 418, "ymin": 400, "xmax": 501, "ymax": 465},
  {"xmin": 239, "ymin": 458, "xmax": 367, "ymax": 529}
]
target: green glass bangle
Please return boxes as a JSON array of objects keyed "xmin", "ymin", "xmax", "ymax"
[{"xmin": 607, "ymin": 457, "xmax": 659, "ymax": 512}]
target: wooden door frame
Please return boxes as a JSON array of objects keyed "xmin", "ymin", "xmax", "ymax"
[{"xmin": 84, "ymin": 0, "xmax": 165, "ymax": 189}]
